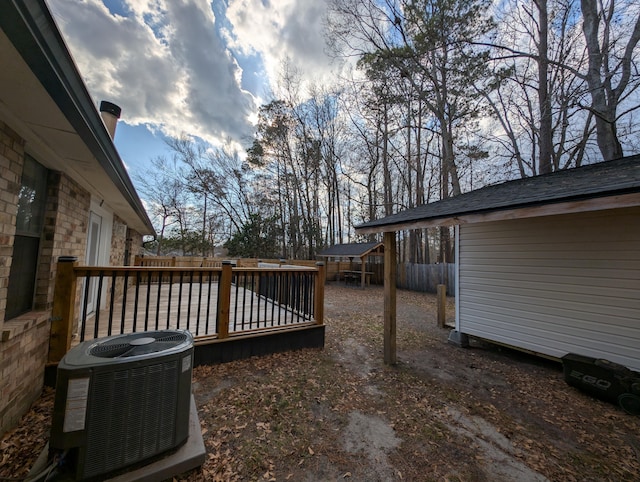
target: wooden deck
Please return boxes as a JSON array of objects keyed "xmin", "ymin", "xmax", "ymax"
[{"xmin": 77, "ymin": 281, "xmax": 315, "ymax": 343}]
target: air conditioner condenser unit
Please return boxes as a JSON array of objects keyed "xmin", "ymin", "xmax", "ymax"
[{"xmin": 49, "ymin": 329, "xmax": 194, "ymax": 480}]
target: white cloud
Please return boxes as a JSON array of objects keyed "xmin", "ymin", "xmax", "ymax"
[
  {"xmin": 48, "ymin": 0, "xmax": 343, "ymax": 150},
  {"xmin": 226, "ymin": 0, "xmax": 341, "ymax": 95},
  {"xmin": 49, "ymin": 0, "xmax": 256, "ymax": 145}
]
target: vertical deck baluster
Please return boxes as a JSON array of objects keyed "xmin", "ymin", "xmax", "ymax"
[
  {"xmin": 144, "ymin": 271, "xmax": 152, "ymax": 331},
  {"xmin": 204, "ymin": 271, "xmax": 213, "ymax": 335},
  {"xmin": 292, "ymin": 271, "xmax": 297, "ymax": 320},
  {"xmin": 80, "ymin": 273, "xmax": 91, "ymax": 341},
  {"xmin": 297, "ymin": 272, "xmax": 303, "ymax": 322},
  {"xmin": 132, "ymin": 271, "xmax": 141, "ymax": 332},
  {"xmin": 256, "ymin": 272, "xmax": 262, "ymax": 327},
  {"xmin": 236, "ymin": 273, "xmax": 247, "ymax": 330},
  {"xmin": 215, "ymin": 282, "xmax": 220, "ymax": 335},
  {"xmin": 279, "ymin": 272, "xmax": 285, "ymax": 326},
  {"xmin": 288, "ymin": 272, "xmax": 295, "ymax": 323},
  {"xmin": 288, "ymin": 271, "xmax": 293, "ymax": 322},
  {"xmin": 296, "ymin": 272, "xmax": 302, "ymax": 322},
  {"xmin": 308, "ymin": 275, "xmax": 314, "ymax": 321},
  {"xmin": 155, "ymin": 270, "xmax": 162, "ymax": 330},
  {"xmin": 293, "ymin": 272, "xmax": 299, "ymax": 323},
  {"xmin": 166, "ymin": 271, "xmax": 174, "ymax": 329},
  {"xmin": 303, "ymin": 272, "xmax": 311, "ymax": 321},
  {"xmin": 233, "ymin": 274, "xmax": 240, "ymax": 332},
  {"xmin": 108, "ymin": 274, "xmax": 116, "ymax": 335},
  {"xmin": 120, "ymin": 272, "xmax": 129, "ymax": 333},
  {"xmin": 236, "ymin": 271, "xmax": 242, "ymax": 329},
  {"xmin": 93, "ymin": 271, "xmax": 104, "ymax": 339},
  {"xmin": 249, "ymin": 272, "xmax": 255, "ymax": 329},
  {"xmin": 278, "ymin": 273, "xmax": 289, "ymax": 326},
  {"xmin": 196, "ymin": 270, "xmax": 203, "ymax": 336},
  {"xmin": 311, "ymin": 279, "xmax": 316, "ymax": 320},
  {"xmin": 241, "ymin": 272, "xmax": 248, "ymax": 329},
  {"xmin": 177, "ymin": 271, "xmax": 184, "ymax": 328},
  {"xmin": 185, "ymin": 271, "xmax": 193, "ymax": 331},
  {"xmin": 282, "ymin": 271, "xmax": 288, "ymax": 325},
  {"xmin": 291, "ymin": 272, "xmax": 296, "ymax": 320},
  {"xmin": 303, "ymin": 272, "xmax": 309, "ymax": 321},
  {"xmin": 269, "ymin": 273, "xmax": 276, "ymax": 328}
]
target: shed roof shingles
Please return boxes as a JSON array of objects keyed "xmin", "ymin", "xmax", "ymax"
[{"xmin": 356, "ymin": 155, "xmax": 640, "ymax": 230}]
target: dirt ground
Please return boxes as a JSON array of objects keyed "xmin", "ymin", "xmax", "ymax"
[{"xmin": 2, "ymin": 284, "xmax": 640, "ymax": 481}]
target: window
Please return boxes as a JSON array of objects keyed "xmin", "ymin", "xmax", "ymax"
[{"xmin": 6, "ymin": 155, "xmax": 48, "ymax": 320}]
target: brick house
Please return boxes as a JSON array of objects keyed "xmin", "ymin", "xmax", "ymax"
[{"xmin": 0, "ymin": 1, "xmax": 155, "ymax": 434}]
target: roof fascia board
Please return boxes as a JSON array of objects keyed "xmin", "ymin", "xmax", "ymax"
[
  {"xmin": 0, "ymin": 0, "xmax": 155, "ymax": 235},
  {"xmin": 355, "ymin": 192, "xmax": 640, "ymax": 234}
]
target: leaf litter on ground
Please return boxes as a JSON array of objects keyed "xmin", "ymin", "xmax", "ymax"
[{"xmin": 1, "ymin": 285, "xmax": 639, "ymax": 481}]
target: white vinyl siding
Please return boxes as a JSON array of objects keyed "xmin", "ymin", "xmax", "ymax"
[{"xmin": 457, "ymin": 207, "xmax": 640, "ymax": 371}]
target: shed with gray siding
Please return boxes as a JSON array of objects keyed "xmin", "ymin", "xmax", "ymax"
[{"xmin": 355, "ymin": 156, "xmax": 640, "ymax": 370}]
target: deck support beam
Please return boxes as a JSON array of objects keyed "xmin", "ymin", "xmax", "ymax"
[{"xmin": 383, "ymin": 231, "xmax": 397, "ymax": 365}]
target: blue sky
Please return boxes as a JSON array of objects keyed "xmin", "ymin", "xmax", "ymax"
[{"xmin": 48, "ymin": 0, "xmax": 338, "ymax": 175}]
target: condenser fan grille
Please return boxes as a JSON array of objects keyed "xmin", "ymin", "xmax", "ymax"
[{"xmin": 89, "ymin": 331, "xmax": 189, "ymax": 358}]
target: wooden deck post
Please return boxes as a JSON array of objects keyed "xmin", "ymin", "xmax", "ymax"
[
  {"xmin": 49, "ymin": 256, "xmax": 78, "ymax": 363},
  {"xmin": 217, "ymin": 261, "xmax": 232, "ymax": 338},
  {"xmin": 437, "ymin": 284, "xmax": 446, "ymax": 328},
  {"xmin": 384, "ymin": 231, "xmax": 397, "ymax": 365},
  {"xmin": 314, "ymin": 262, "xmax": 325, "ymax": 325}
]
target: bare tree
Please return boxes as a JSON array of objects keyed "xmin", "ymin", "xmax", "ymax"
[
  {"xmin": 483, "ymin": 0, "xmax": 597, "ymax": 177},
  {"xmin": 581, "ymin": 0, "xmax": 640, "ymax": 160},
  {"xmin": 134, "ymin": 157, "xmax": 185, "ymax": 255}
]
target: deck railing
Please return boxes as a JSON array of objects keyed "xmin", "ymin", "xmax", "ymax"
[{"xmin": 48, "ymin": 258, "xmax": 325, "ymax": 363}]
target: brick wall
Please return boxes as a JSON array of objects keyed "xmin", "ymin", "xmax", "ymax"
[
  {"xmin": 0, "ymin": 121, "xmax": 47, "ymax": 434},
  {"xmin": 0, "ymin": 116, "xmax": 93, "ymax": 434},
  {"xmin": 0, "ymin": 120, "xmax": 23, "ymax": 327},
  {"xmin": 35, "ymin": 172, "xmax": 90, "ymax": 311},
  {"xmin": 49, "ymin": 174, "xmax": 90, "ymax": 263},
  {"xmin": 44, "ymin": 174, "xmax": 90, "ymax": 339},
  {"xmin": 110, "ymin": 214, "xmax": 128, "ymax": 265},
  {"xmin": 1, "ymin": 312, "xmax": 50, "ymax": 432},
  {"xmin": 128, "ymin": 228, "xmax": 144, "ymax": 261}
]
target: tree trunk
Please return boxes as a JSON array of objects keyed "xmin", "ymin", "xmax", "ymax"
[
  {"xmin": 537, "ymin": 0, "xmax": 553, "ymax": 174},
  {"xmin": 580, "ymin": 0, "xmax": 640, "ymax": 160}
]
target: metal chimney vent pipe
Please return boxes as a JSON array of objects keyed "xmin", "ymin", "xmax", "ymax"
[{"xmin": 99, "ymin": 100, "xmax": 122, "ymax": 140}]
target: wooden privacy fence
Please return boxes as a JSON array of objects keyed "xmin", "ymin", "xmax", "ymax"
[
  {"xmin": 396, "ymin": 263, "xmax": 455, "ymax": 295},
  {"xmin": 49, "ymin": 258, "xmax": 325, "ymax": 363}
]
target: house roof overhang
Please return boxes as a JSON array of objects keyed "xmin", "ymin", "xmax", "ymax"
[
  {"xmin": 0, "ymin": 0, "xmax": 155, "ymax": 236},
  {"xmin": 355, "ymin": 156, "xmax": 640, "ymax": 235}
]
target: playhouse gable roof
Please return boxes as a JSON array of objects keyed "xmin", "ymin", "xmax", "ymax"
[{"xmin": 318, "ymin": 242, "xmax": 384, "ymax": 258}]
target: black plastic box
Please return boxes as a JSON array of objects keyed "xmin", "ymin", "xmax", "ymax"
[{"xmin": 562, "ymin": 353, "xmax": 640, "ymax": 414}]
